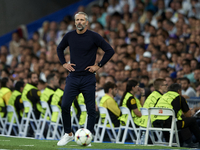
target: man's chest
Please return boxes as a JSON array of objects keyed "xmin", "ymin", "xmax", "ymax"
[{"xmin": 68, "ymin": 36, "xmax": 97, "ymax": 52}]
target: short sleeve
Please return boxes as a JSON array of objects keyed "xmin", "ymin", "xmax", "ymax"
[{"xmin": 126, "ymin": 96, "xmax": 137, "ymax": 110}]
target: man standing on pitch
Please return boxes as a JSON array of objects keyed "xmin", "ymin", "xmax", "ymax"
[{"xmin": 57, "ymin": 12, "xmax": 114, "ymax": 146}]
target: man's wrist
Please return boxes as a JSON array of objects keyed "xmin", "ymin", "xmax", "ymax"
[{"xmin": 97, "ymin": 62, "xmax": 102, "ymax": 68}]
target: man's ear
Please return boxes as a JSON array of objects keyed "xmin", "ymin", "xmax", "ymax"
[
  {"xmin": 108, "ymin": 88, "xmax": 112, "ymax": 93},
  {"xmin": 178, "ymin": 89, "xmax": 181, "ymax": 95},
  {"xmin": 131, "ymin": 86, "xmax": 135, "ymax": 91},
  {"xmin": 86, "ymin": 20, "xmax": 89, "ymax": 26}
]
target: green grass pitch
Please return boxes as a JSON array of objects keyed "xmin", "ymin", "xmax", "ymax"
[{"xmin": 0, "ymin": 136, "xmax": 187, "ymax": 150}]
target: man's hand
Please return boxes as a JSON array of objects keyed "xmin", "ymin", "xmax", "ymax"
[
  {"xmin": 139, "ymin": 87, "xmax": 145, "ymax": 95},
  {"xmin": 63, "ymin": 63, "xmax": 76, "ymax": 72},
  {"xmin": 85, "ymin": 65, "xmax": 100, "ymax": 73},
  {"xmin": 191, "ymin": 108, "xmax": 195, "ymax": 116}
]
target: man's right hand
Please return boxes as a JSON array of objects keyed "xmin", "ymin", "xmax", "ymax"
[{"xmin": 63, "ymin": 63, "xmax": 76, "ymax": 72}]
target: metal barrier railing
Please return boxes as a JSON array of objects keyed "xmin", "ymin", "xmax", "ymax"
[{"xmin": 186, "ymin": 98, "xmax": 200, "ymax": 108}]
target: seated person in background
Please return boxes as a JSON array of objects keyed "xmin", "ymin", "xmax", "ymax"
[
  {"xmin": 8, "ymin": 81, "xmax": 24, "ymax": 123},
  {"xmin": 40, "ymin": 73, "xmax": 59, "ymax": 115},
  {"xmin": 22, "ymin": 72, "xmax": 41, "ymax": 119},
  {"xmin": 37, "ymin": 79, "xmax": 46, "ymax": 93},
  {"xmin": 140, "ymin": 78, "xmax": 168, "ymax": 127},
  {"xmin": 51, "ymin": 78, "xmax": 66, "ymax": 122},
  {"xmin": 181, "ymin": 77, "xmax": 196, "ymax": 99},
  {"xmin": 153, "ymin": 83, "xmax": 200, "ymax": 148},
  {"xmin": 0, "ymin": 77, "xmax": 13, "ymax": 118},
  {"xmin": 99, "ymin": 82, "xmax": 121, "ymax": 127},
  {"xmin": 165, "ymin": 76, "xmax": 174, "ymax": 87},
  {"xmin": 140, "ymin": 75, "xmax": 151, "ymax": 98},
  {"xmin": 182, "ymin": 62, "xmax": 196, "ymax": 83},
  {"xmin": 195, "ymin": 82, "xmax": 200, "ymax": 97},
  {"xmin": 119, "ymin": 80, "xmax": 145, "ymax": 127}
]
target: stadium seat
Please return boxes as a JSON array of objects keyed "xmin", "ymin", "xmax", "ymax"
[
  {"xmin": 3, "ymin": 105, "xmax": 20, "ymax": 136},
  {"xmin": 46, "ymin": 105, "xmax": 64, "ymax": 140},
  {"xmin": 145, "ymin": 107, "xmax": 180, "ymax": 147},
  {"xmin": 35, "ymin": 101, "xmax": 51, "ymax": 139},
  {"xmin": 116, "ymin": 106, "xmax": 139, "ymax": 144},
  {"xmin": 19, "ymin": 101, "xmax": 39, "ymax": 137},
  {"xmin": 94, "ymin": 106, "xmax": 119, "ymax": 143}
]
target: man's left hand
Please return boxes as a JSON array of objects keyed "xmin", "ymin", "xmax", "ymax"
[
  {"xmin": 85, "ymin": 65, "xmax": 100, "ymax": 73},
  {"xmin": 139, "ymin": 87, "xmax": 145, "ymax": 95}
]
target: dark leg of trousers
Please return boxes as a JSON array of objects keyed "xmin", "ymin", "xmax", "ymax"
[
  {"xmin": 61, "ymin": 74, "xmax": 96, "ymax": 134},
  {"xmin": 177, "ymin": 117, "xmax": 200, "ymax": 142},
  {"xmin": 61, "ymin": 75, "xmax": 80, "ymax": 134},
  {"xmin": 79, "ymin": 74, "xmax": 96, "ymax": 134}
]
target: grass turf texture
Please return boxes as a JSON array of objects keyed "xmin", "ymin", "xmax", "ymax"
[{"xmin": 0, "ymin": 136, "xmax": 187, "ymax": 150}]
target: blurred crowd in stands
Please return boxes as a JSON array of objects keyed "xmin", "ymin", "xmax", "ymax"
[{"xmin": 1, "ymin": 0, "xmax": 200, "ymax": 101}]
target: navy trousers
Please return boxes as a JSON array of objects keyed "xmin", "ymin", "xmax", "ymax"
[{"xmin": 61, "ymin": 73, "xmax": 96, "ymax": 134}]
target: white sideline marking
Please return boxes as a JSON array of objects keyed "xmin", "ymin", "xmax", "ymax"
[
  {"xmin": 0, "ymin": 140, "xmax": 10, "ymax": 141},
  {"xmin": 0, "ymin": 135, "xmax": 35, "ymax": 140},
  {"xmin": 125, "ymin": 145, "xmax": 160, "ymax": 147},
  {"xmin": 19, "ymin": 145, "xmax": 34, "ymax": 146},
  {"xmin": 0, "ymin": 149, "xmax": 23, "ymax": 150}
]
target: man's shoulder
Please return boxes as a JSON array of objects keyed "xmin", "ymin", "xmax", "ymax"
[
  {"xmin": 148, "ymin": 91, "xmax": 161, "ymax": 96},
  {"xmin": 145, "ymin": 91, "xmax": 160, "ymax": 101},
  {"xmin": 87, "ymin": 30, "xmax": 101, "ymax": 37},
  {"xmin": 186, "ymin": 87, "xmax": 196, "ymax": 93},
  {"xmin": 66, "ymin": 30, "xmax": 76, "ymax": 35},
  {"xmin": 128, "ymin": 97, "xmax": 137, "ymax": 105}
]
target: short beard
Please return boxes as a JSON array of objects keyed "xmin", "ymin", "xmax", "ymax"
[
  {"xmin": 77, "ymin": 27, "xmax": 84, "ymax": 31},
  {"xmin": 76, "ymin": 24, "xmax": 86, "ymax": 31}
]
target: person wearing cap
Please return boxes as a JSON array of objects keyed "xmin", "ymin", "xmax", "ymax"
[
  {"xmin": 143, "ymin": 51, "xmax": 152, "ymax": 72},
  {"xmin": 165, "ymin": 8, "xmax": 174, "ymax": 20}
]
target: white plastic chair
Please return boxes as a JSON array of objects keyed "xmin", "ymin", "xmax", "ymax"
[
  {"xmin": 3, "ymin": 105, "xmax": 20, "ymax": 136},
  {"xmin": 94, "ymin": 106, "xmax": 119, "ymax": 143},
  {"xmin": 145, "ymin": 107, "xmax": 180, "ymax": 147},
  {"xmin": 18, "ymin": 101, "xmax": 39, "ymax": 137},
  {"xmin": 71, "ymin": 106, "xmax": 80, "ymax": 133},
  {"xmin": 136, "ymin": 108, "xmax": 163, "ymax": 145},
  {"xmin": 116, "ymin": 107, "xmax": 139, "ymax": 144},
  {"xmin": 79, "ymin": 104, "xmax": 98, "ymax": 137},
  {"xmin": 46, "ymin": 105, "xmax": 64, "ymax": 140},
  {"xmin": 79, "ymin": 104, "xmax": 87, "ymax": 128},
  {"xmin": 0, "ymin": 114, "xmax": 6, "ymax": 135},
  {"xmin": 35, "ymin": 101, "xmax": 52, "ymax": 139}
]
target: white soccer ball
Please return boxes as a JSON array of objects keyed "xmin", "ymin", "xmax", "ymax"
[{"xmin": 75, "ymin": 128, "xmax": 92, "ymax": 146}]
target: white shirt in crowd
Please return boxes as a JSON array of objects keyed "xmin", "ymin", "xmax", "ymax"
[{"xmin": 182, "ymin": 87, "xmax": 196, "ymax": 98}]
